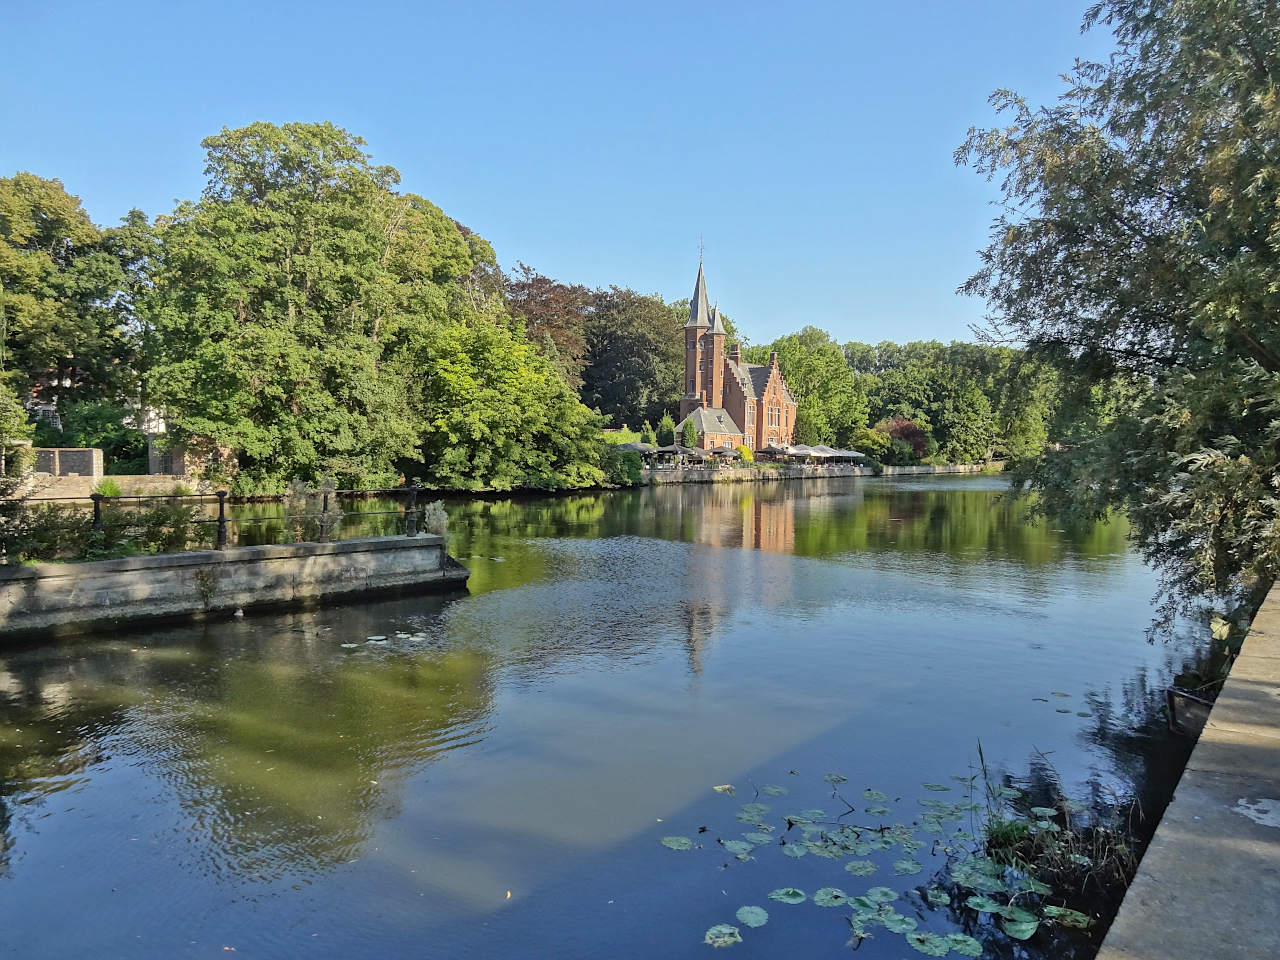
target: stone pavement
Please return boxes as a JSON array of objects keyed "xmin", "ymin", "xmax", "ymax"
[{"xmin": 1096, "ymin": 583, "xmax": 1280, "ymax": 959}]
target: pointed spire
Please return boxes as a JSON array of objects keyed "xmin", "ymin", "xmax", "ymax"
[
  {"xmin": 709, "ymin": 301, "xmax": 726, "ymax": 335},
  {"xmin": 686, "ymin": 261, "xmax": 711, "ymax": 328}
]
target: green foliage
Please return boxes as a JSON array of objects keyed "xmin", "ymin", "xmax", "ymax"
[
  {"xmin": 599, "ymin": 445, "xmax": 643, "ymax": 487},
  {"xmin": 850, "ymin": 427, "xmax": 889, "ymax": 457},
  {"xmin": 681, "ymin": 418, "xmax": 697, "ymax": 448},
  {"xmin": 33, "ymin": 400, "xmax": 147, "ymax": 473},
  {"xmin": 736, "ymin": 444, "xmax": 753, "ymax": 463},
  {"xmin": 656, "ymin": 413, "xmax": 676, "ymax": 446},
  {"xmin": 958, "ymin": 0, "xmax": 1280, "ymax": 612},
  {"xmin": 93, "ymin": 478, "xmax": 122, "ymax": 497},
  {"xmin": 639, "ymin": 420, "xmax": 657, "ymax": 445},
  {"xmin": 746, "ymin": 326, "xmax": 868, "ymax": 446},
  {"xmin": 581, "ymin": 287, "xmax": 683, "ymax": 427}
]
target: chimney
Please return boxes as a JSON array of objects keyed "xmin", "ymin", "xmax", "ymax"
[{"xmin": 731, "ymin": 343, "xmax": 742, "ymax": 363}]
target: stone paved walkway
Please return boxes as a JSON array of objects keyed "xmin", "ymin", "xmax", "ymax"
[{"xmin": 1096, "ymin": 584, "xmax": 1280, "ymax": 959}]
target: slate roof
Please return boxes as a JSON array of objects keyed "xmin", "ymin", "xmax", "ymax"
[
  {"xmin": 725, "ymin": 359, "xmax": 784, "ymax": 402},
  {"xmin": 709, "ymin": 303, "xmax": 727, "ymax": 335},
  {"xmin": 687, "ymin": 262, "xmax": 712, "ymax": 328},
  {"xmin": 677, "ymin": 407, "xmax": 743, "ymax": 438}
]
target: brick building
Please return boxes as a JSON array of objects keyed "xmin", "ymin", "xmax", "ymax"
[{"xmin": 675, "ymin": 263, "xmax": 797, "ymax": 451}]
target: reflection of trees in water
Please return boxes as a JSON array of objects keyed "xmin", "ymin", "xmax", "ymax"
[{"xmin": 0, "ymin": 619, "xmax": 497, "ymax": 882}]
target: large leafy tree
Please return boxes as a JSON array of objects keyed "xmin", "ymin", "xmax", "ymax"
[
  {"xmin": 747, "ymin": 326, "xmax": 869, "ymax": 446},
  {"xmin": 958, "ymin": 0, "xmax": 1280, "ymax": 612},
  {"xmin": 580, "ymin": 287, "xmax": 683, "ymax": 428},
  {"xmin": 503, "ymin": 263, "xmax": 591, "ymax": 388},
  {"xmin": 0, "ymin": 173, "xmax": 134, "ymax": 407},
  {"xmin": 146, "ymin": 122, "xmax": 476, "ymax": 490}
]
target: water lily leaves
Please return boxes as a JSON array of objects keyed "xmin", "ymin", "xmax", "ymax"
[
  {"xmin": 997, "ymin": 786, "xmax": 1024, "ymax": 800},
  {"xmin": 721, "ymin": 840, "xmax": 753, "ymax": 856},
  {"xmin": 760, "ymin": 784, "xmax": 788, "ymax": 796},
  {"xmin": 865, "ymin": 886, "xmax": 899, "ymax": 904},
  {"xmin": 866, "ymin": 804, "xmax": 892, "ymax": 817},
  {"xmin": 844, "ymin": 859, "xmax": 877, "ymax": 876},
  {"xmin": 704, "ymin": 924, "xmax": 742, "ymax": 948},
  {"xmin": 743, "ymin": 832, "xmax": 773, "ymax": 845},
  {"xmin": 340, "ymin": 642, "xmax": 360, "ymax": 649},
  {"xmin": 1043, "ymin": 905, "xmax": 1094, "ymax": 928},
  {"xmin": 738, "ymin": 801, "xmax": 769, "ymax": 818},
  {"xmin": 661, "ymin": 836, "xmax": 693, "ymax": 851},
  {"xmin": 866, "ymin": 834, "xmax": 895, "ymax": 850},
  {"xmin": 813, "ymin": 887, "xmax": 850, "ymax": 907},
  {"xmin": 1014, "ymin": 875, "xmax": 1053, "ymax": 895},
  {"xmin": 863, "ymin": 788, "xmax": 889, "ymax": 803},
  {"xmin": 1000, "ymin": 904, "xmax": 1037, "ymax": 924},
  {"xmin": 905, "ymin": 931, "xmax": 950, "ymax": 956},
  {"xmin": 849, "ymin": 895, "xmax": 879, "ymax": 912},
  {"xmin": 781, "ymin": 843, "xmax": 807, "ymax": 858},
  {"xmin": 768, "ymin": 887, "xmax": 806, "ymax": 904},
  {"xmin": 735, "ymin": 905, "xmax": 769, "ymax": 928},
  {"xmin": 797, "ymin": 808, "xmax": 826, "ymax": 821},
  {"xmin": 1051, "ymin": 691, "xmax": 1070, "ymax": 697},
  {"xmin": 366, "ymin": 635, "xmax": 387, "ymax": 641},
  {"xmin": 713, "ymin": 784, "xmax": 736, "ymax": 796},
  {"xmin": 945, "ymin": 933, "xmax": 984, "ymax": 957},
  {"xmin": 893, "ymin": 858, "xmax": 924, "ymax": 875},
  {"xmin": 882, "ymin": 912, "xmax": 918, "ymax": 933},
  {"xmin": 925, "ymin": 887, "xmax": 950, "ymax": 906},
  {"xmin": 922, "ymin": 782, "xmax": 950, "ymax": 792},
  {"xmin": 965, "ymin": 895, "xmax": 1002, "ymax": 913},
  {"xmin": 1001, "ymin": 917, "xmax": 1039, "ymax": 940},
  {"xmin": 804, "ymin": 840, "xmax": 843, "ymax": 858},
  {"xmin": 823, "ymin": 772, "xmax": 849, "ymax": 785},
  {"xmin": 919, "ymin": 815, "xmax": 946, "ymax": 835}
]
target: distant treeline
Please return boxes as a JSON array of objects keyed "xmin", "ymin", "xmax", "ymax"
[{"xmin": 1, "ymin": 121, "xmax": 1093, "ymax": 493}]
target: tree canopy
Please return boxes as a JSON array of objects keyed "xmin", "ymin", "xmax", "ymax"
[{"xmin": 958, "ymin": 0, "xmax": 1280, "ymax": 612}]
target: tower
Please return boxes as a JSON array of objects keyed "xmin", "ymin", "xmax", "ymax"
[{"xmin": 681, "ymin": 261, "xmax": 712, "ymax": 420}]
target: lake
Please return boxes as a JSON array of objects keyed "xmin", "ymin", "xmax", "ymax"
[{"xmin": 0, "ymin": 476, "xmax": 1201, "ymax": 958}]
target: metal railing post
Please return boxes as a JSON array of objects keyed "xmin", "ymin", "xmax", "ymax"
[
  {"xmin": 405, "ymin": 486, "xmax": 418, "ymax": 537},
  {"xmin": 216, "ymin": 490, "xmax": 228, "ymax": 549},
  {"xmin": 90, "ymin": 493, "xmax": 104, "ymax": 532}
]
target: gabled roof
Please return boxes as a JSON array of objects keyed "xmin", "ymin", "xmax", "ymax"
[
  {"xmin": 677, "ymin": 406, "xmax": 743, "ymax": 438},
  {"xmin": 686, "ymin": 262, "xmax": 712, "ymax": 328}
]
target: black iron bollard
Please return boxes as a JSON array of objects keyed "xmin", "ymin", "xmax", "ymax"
[
  {"xmin": 90, "ymin": 493, "xmax": 104, "ymax": 532},
  {"xmin": 405, "ymin": 486, "xmax": 418, "ymax": 537},
  {"xmin": 216, "ymin": 490, "xmax": 228, "ymax": 549}
]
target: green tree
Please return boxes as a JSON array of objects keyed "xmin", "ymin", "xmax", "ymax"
[
  {"xmin": 656, "ymin": 412, "xmax": 676, "ymax": 446},
  {"xmin": 581, "ymin": 287, "xmax": 683, "ymax": 427},
  {"xmin": 958, "ymin": 0, "xmax": 1280, "ymax": 613},
  {"xmin": 746, "ymin": 326, "xmax": 869, "ymax": 445},
  {"xmin": 681, "ymin": 418, "xmax": 697, "ymax": 448},
  {"xmin": 640, "ymin": 420, "xmax": 657, "ymax": 445},
  {"xmin": 0, "ymin": 173, "xmax": 134, "ymax": 407}
]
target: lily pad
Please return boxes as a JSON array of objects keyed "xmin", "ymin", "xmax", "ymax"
[
  {"xmin": 366, "ymin": 635, "xmax": 387, "ymax": 641},
  {"xmin": 735, "ymin": 905, "xmax": 769, "ymax": 928},
  {"xmin": 721, "ymin": 840, "xmax": 753, "ymax": 856},
  {"xmin": 797, "ymin": 808, "xmax": 826, "ymax": 821},
  {"xmin": 844, "ymin": 859, "xmax": 877, "ymax": 876},
  {"xmin": 997, "ymin": 786, "xmax": 1024, "ymax": 800},
  {"xmin": 1043, "ymin": 905, "xmax": 1094, "ymax": 928},
  {"xmin": 922, "ymin": 782, "xmax": 951, "ymax": 792},
  {"xmin": 945, "ymin": 933, "xmax": 984, "ymax": 957},
  {"xmin": 893, "ymin": 858, "xmax": 923, "ymax": 875},
  {"xmin": 823, "ymin": 772, "xmax": 848, "ymax": 784},
  {"xmin": 1014, "ymin": 875, "xmax": 1053, "ymax": 895},
  {"xmin": 883, "ymin": 912, "xmax": 918, "ymax": 933},
  {"xmin": 865, "ymin": 804, "xmax": 892, "ymax": 817},
  {"xmin": 703, "ymin": 924, "xmax": 742, "ymax": 948},
  {"xmin": 849, "ymin": 895, "xmax": 879, "ymax": 912},
  {"xmin": 340, "ymin": 643, "xmax": 360, "ymax": 649},
  {"xmin": 1051, "ymin": 691, "xmax": 1070, "ymax": 697},
  {"xmin": 743, "ymin": 832, "xmax": 773, "ymax": 845},
  {"xmin": 781, "ymin": 843, "xmax": 807, "ymax": 858},
  {"xmin": 925, "ymin": 887, "xmax": 950, "ymax": 906},
  {"xmin": 813, "ymin": 887, "xmax": 850, "ymax": 907},
  {"xmin": 768, "ymin": 887, "xmax": 806, "ymax": 904},
  {"xmin": 865, "ymin": 886, "xmax": 899, "ymax": 904},
  {"xmin": 1001, "ymin": 917, "xmax": 1039, "ymax": 940},
  {"xmin": 660, "ymin": 836, "xmax": 693, "ymax": 851},
  {"xmin": 863, "ymin": 789, "xmax": 889, "ymax": 802},
  {"xmin": 760, "ymin": 784, "xmax": 788, "ymax": 796},
  {"xmin": 713, "ymin": 784, "xmax": 736, "ymax": 796},
  {"xmin": 905, "ymin": 931, "xmax": 950, "ymax": 956},
  {"xmin": 1000, "ymin": 904, "xmax": 1037, "ymax": 924},
  {"xmin": 1030, "ymin": 807, "xmax": 1058, "ymax": 820},
  {"xmin": 965, "ymin": 895, "xmax": 1003, "ymax": 913}
]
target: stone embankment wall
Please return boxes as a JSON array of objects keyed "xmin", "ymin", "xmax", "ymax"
[
  {"xmin": 639, "ymin": 463, "xmax": 990, "ymax": 484},
  {"xmin": 1095, "ymin": 581, "xmax": 1280, "ymax": 959},
  {"xmin": 27, "ymin": 474, "xmax": 210, "ymax": 500},
  {"xmin": 0, "ymin": 535, "xmax": 468, "ymax": 641}
]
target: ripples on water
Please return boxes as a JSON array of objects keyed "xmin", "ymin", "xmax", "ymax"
[{"xmin": 0, "ymin": 477, "xmax": 1200, "ymax": 958}]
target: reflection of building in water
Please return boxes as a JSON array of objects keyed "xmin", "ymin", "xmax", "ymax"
[{"xmin": 742, "ymin": 495, "xmax": 796, "ymax": 554}]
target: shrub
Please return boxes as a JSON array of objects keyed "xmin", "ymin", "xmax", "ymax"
[
  {"xmin": 94, "ymin": 478, "xmax": 123, "ymax": 497},
  {"xmin": 851, "ymin": 427, "xmax": 890, "ymax": 457},
  {"xmin": 600, "ymin": 445, "xmax": 643, "ymax": 486},
  {"xmin": 874, "ymin": 417, "xmax": 930, "ymax": 459},
  {"xmin": 736, "ymin": 445, "xmax": 754, "ymax": 463},
  {"xmin": 656, "ymin": 413, "xmax": 676, "ymax": 446},
  {"xmin": 420, "ymin": 500, "xmax": 448, "ymax": 536},
  {"xmin": 681, "ymin": 419, "xmax": 697, "ymax": 448}
]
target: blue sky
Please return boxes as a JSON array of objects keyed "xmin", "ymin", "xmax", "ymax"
[{"xmin": 2, "ymin": 1, "xmax": 1115, "ymax": 345}]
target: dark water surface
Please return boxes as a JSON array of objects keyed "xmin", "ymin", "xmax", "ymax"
[{"xmin": 0, "ymin": 477, "xmax": 1199, "ymax": 958}]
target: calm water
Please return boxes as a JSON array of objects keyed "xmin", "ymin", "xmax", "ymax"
[{"xmin": 0, "ymin": 477, "xmax": 1200, "ymax": 959}]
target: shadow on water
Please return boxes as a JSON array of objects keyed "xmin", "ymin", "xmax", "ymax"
[{"xmin": 0, "ymin": 477, "xmax": 1208, "ymax": 958}]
